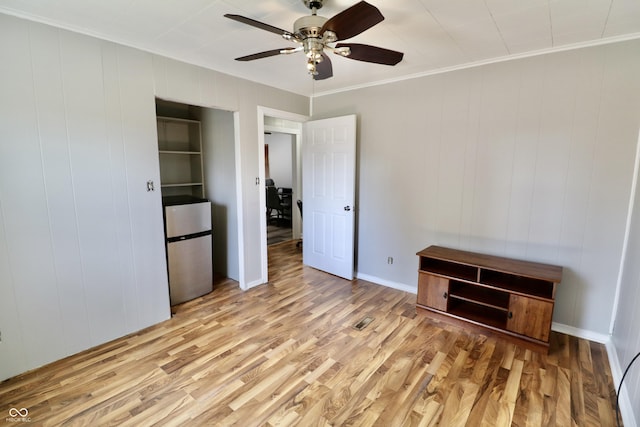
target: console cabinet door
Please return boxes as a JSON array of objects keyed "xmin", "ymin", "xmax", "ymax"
[
  {"xmin": 507, "ymin": 295, "xmax": 553, "ymax": 342},
  {"xmin": 417, "ymin": 273, "xmax": 449, "ymax": 312}
]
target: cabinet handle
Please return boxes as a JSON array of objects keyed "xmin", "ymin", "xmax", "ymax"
[
  {"xmin": 443, "ymin": 292, "xmax": 448, "ymax": 299},
  {"xmin": 508, "ymin": 311, "xmax": 513, "ymax": 319}
]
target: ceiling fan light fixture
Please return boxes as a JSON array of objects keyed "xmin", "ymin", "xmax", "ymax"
[
  {"xmin": 306, "ymin": 59, "xmax": 318, "ymax": 75},
  {"xmin": 303, "ymin": 38, "xmax": 323, "ymax": 60}
]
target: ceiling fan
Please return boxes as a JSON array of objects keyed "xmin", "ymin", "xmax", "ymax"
[{"xmin": 224, "ymin": 0, "xmax": 404, "ymax": 80}]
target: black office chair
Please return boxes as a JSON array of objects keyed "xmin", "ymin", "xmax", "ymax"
[
  {"xmin": 296, "ymin": 199, "xmax": 303, "ymax": 248},
  {"xmin": 265, "ymin": 178, "xmax": 276, "ymax": 220},
  {"xmin": 266, "ymin": 185, "xmax": 290, "ymax": 224}
]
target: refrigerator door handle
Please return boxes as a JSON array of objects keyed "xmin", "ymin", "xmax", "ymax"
[{"xmin": 167, "ymin": 230, "xmax": 212, "ymax": 244}]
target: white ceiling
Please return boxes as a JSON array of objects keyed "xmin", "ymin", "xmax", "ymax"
[{"xmin": 1, "ymin": 0, "xmax": 640, "ymax": 96}]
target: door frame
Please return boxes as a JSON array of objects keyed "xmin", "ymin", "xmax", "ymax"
[
  {"xmin": 264, "ymin": 128, "xmax": 302, "ymax": 241},
  {"xmin": 257, "ymin": 106, "xmax": 308, "ymax": 285},
  {"xmin": 154, "ymin": 97, "xmax": 245, "ymax": 288}
]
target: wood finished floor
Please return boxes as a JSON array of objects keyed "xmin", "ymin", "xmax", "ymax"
[
  {"xmin": 267, "ymin": 222, "xmax": 293, "ymax": 246},
  {"xmin": 0, "ymin": 240, "xmax": 621, "ymax": 426}
]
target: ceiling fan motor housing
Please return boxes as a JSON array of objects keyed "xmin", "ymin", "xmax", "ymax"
[
  {"xmin": 294, "ymin": 14, "xmax": 328, "ymax": 62},
  {"xmin": 293, "ymin": 14, "xmax": 327, "ymax": 38}
]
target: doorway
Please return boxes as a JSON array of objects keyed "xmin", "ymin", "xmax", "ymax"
[
  {"xmin": 265, "ymin": 131, "xmax": 296, "ymax": 245},
  {"xmin": 156, "ymin": 98, "xmax": 241, "ymax": 282},
  {"xmin": 258, "ymin": 107, "xmax": 307, "ymax": 283},
  {"xmin": 257, "ymin": 110, "xmax": 358, "ymax": 284}
]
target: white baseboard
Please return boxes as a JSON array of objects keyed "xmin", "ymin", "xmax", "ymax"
[
  {"xmin": 356, "ymin": 273, "xmax": 637, "ymax": 427},
  {"xmin": 355, "ymin": 272, "xmax": 416, "ymax": 294},
  {"xmin": 550, "ymin": 324, "xmax": 637, "ymax": 427},
  {"xmin": 243, "ymin": 278, "xmax": 265, "ymax": 290},
  {"xmin": 604, "ymin": 341, "xmax": 638, "ymax": 427},
  {"xmin": 550, "ymin": 322, "xmax": 610, "ymax": 343}
]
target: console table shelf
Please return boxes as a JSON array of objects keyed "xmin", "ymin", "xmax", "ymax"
[{"xmin": 416, "ymin": 245, "xmax": 562, "ymax": 353}]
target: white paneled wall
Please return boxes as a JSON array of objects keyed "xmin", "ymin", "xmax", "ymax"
[
  {"xmin": 0, "ymin": 15, "xmax": 171, "ymax": 380},
  {"xmin": 313, "ymin": 40, "xmax": 640, "ymax": 336},
  {"xmin": 0, "ymin": 13, "xmax": 309, "ymax": 381},
  {"xmin": 613, "ymin": 130, "xmax": 640, "ymax": 427},
  {"xmin": 200, "ymin": 108, "xmax": 240, "ymax": 281},
  {"xmin": 266, "ymin": 133, "xmax": 294, "ymax": 189}
]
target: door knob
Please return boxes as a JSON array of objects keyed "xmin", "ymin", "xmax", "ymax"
[{"xmin": 344, "ymin": 206, "xmax": 351, "ymax": 211}]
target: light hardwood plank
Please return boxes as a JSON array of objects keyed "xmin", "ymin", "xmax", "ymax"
[{"xmin": 0, "ymin": 240, "xmax": 621, "ymax": 426}]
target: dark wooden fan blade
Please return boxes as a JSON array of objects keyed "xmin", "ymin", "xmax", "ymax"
[
  {"xmin": 235, "ymin": 48, "xmax": 296, "ymax": 61},
  {"xmin": 224, "ymin": 14, "xmax": 294, "ymax": 38},
  {"xmin": 314, "ymin": 53, "xmax": 333, "ymax": 80},
  {"xmin": 336, "ymin": 43, "xmax": 403, "ymax": 65},
  {"xmin": 320, "ymin": 1, "xmax": 384, "ymax": 41}
]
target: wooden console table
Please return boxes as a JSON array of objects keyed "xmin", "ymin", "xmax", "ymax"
[{"xmin": 416, "ymin": 245, "xmax": 562, "ymax": 353}]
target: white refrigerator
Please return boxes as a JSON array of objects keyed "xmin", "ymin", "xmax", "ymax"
[{"xmin": 164, "ymin": 198, "xmax": 213, "ymax": 306}]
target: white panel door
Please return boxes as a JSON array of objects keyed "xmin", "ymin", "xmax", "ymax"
[{"xmin": 302, "ymin": 115, "xmax": 356, "ymax": 280}]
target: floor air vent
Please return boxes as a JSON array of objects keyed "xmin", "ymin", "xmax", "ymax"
[{"xmin": 353, "ymin": 316, "xmax": 374, "ymax": 331}]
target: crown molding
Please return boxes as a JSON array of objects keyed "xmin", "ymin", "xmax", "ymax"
[
  {"xmin": 313, "ymin": 32, "xmax": 640, "ymax": 98},
  {"xmin": 2, "ymin": 7, "xmax": 639, "ymax": 101}
]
